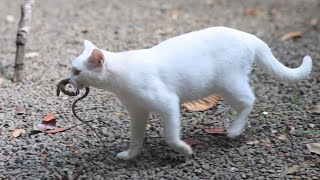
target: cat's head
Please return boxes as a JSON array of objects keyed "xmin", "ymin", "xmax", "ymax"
[{"xmin": 68, "ymin": 40, "xmax": 105, "ymax": 89}]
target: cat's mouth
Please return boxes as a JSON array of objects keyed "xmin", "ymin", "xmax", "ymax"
[{"xmin": 57, "ymin": 78, "xmax": 87, "ymax": 96}]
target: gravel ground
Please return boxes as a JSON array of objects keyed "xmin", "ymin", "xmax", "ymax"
[{"xmin": 0, "ymin": 0, "xmax": 319, "ymax": 179}]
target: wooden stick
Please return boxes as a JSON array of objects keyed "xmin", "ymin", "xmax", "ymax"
[{"xmin": 13, "ymin": 0, "xmax": 34, "ymax": 82}]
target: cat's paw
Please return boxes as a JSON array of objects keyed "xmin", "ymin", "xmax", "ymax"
[
  {"xmin": 168, "ymin": 140, "xmax": 193, "ymax": 156},
  {"xmin": 226, "ymin": 128, "xmax": 242, "ymax": 139},
  {"xmin": 179, "ymin": 143, "xmax": 193, "ymax": 156},
  {"xmin": 116, "ymin": 150, "xmax": 139, "ymax": 160}
]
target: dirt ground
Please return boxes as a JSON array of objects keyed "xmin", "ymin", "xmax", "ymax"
[{"xmin": 0, "ymin": 0, "xmax": 319, "ymax": 179}]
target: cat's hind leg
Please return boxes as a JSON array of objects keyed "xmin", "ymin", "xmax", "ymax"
[
  {"xmin": 116, "ymin": 106, "xmax": 149, "ymax": 160},
  {"xmin": 221, "ymin": 81, "xmax": 255, "ymax": 138}
]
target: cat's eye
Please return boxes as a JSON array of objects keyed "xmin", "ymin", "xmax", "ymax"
[{"xmin": 74, "ymin": 69, "xmax": 81, "ymax": 75}]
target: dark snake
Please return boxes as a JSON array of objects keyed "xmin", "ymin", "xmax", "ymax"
[{"xmin": 57, "ymin": 79, "xmax": 105, "ymax": 146}]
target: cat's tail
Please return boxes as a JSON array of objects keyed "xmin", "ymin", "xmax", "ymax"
[{"xmin": 255, "ymin": 43, "xmax": 312, "ymax": 82}]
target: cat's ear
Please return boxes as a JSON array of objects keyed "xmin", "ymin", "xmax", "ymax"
[
  {"xmin": 84, "ymin": 40, "xmax": 97, "ymax": 51},
  {"xmin": 88, "ymin": 49, "xmax": 104, "ymax": 68}
]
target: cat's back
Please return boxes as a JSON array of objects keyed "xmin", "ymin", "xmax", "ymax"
[{"xmin": 153, "ymin": 26, "xmax": 258, "ymax": 50}]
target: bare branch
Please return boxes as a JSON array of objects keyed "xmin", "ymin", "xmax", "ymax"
[{"xmin": 13, "ymin": 0, "xmax": 34, "ymax": 82}]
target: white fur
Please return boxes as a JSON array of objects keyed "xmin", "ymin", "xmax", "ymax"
[{"xmin": 68, "ymin": 27, "xmax": 312, "ymax": 160}]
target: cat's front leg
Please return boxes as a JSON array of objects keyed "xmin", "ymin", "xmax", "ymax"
[
  {"xmin": 116, "ymin": 107, "xmax": 149, "ymax": 160},
  {"xmin": 160, "ymin": 96, "xmax": 193, "ymax": 156}
]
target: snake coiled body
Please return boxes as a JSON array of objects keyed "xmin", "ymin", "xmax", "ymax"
[{"xmin": 57, "ymin": 79, "xmax": 105, "ymax": 146}]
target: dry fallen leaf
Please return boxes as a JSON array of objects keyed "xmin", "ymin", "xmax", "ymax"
[
  {"xmin": 45, "ymin": 127, "xmax": 69, "ymax": 134},
  {"xmin": 283, "ymin": 165, "xmax": 300, "ymax": 175},
  {"xmin": 307, "ymin": 105, "xmax": 320, "ymax": 114},
  {"xmin": 204, "ymin": 128, "xmax": 225, "ymax": 135},
  {"xmin": 181, "ymin": 95, "xmax": 220, "ymax": 111},
  {"xmin": 306, "ymin": 143, "xmax": 320, "ymax": 155},
  {"xmin": 183, "ymin": 139, "xmax": 202, "ymax": 147},
  {"xmin": 11, "ymin": 128, "xmax": 25, "ymax": 138},
  {"xmin": 277, "ymin": 124, "xmax": 294, "ymax": 140},
  {"xmin": 280, "ymin": 31, "xmax": 303, "ymax": 41},
  {"xmin": 43, "ymin": 112, "xmax": 55, "ymax": 121},
  {"xmin": 244, "ymin": 7, "xmax": 262, "ymax": 16},
  {"xmin": 15, "ymin": 105, "xmax": 26, "ymax": 115}
]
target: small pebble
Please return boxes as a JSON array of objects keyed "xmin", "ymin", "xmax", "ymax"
[
  {"xmin": 309, "ymin": 123, "xmax": 315, "ymax": 128},
  {"xmin": 230, "ymin": 167, "xmax": 238, "ymax": 172},
  {"xmin": 25, "ymin": 52, "xmax": 40, "ymax": 58}
]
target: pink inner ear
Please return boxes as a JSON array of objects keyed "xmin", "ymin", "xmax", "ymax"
[{"xmin": 89, "ymin": 49, "xmax": 104, "ymax": 67}]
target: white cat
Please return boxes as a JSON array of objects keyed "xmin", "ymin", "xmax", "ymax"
[{"xmin": 68, "ymin": 26, "xmax": 312, "ymax": 160}]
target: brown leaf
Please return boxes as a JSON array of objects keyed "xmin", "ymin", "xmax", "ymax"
[
  {"xmin": 280, "ymin": 31, "xmax": 302, "ymax": 41},
  {"xmin": 11, "ymin": 128, "xmax": 25, "ymax": 138},
  {"xmin": 307, "ymin": 105, "xmax": 320, "ymax": 114},
  {"xmin": 45, "ymin": 127, "xmax": 69, "ymax": 134},
  {"xmin": 183, "ymin": 139, "xmax": 202, "ymax": 147},
  {"xmin": 244, "ymin": 7, "xmax": 262, "ymax": 16},
  {"xmin": 306, "ymin": 143, "xmax": 320, "ymax": 155},
  {"xmin": 15, "ymin": 105, "xmax": 26, "ymax": 115},
  {"xmin": 204, "ymin": 128, "xmax": 225, "ymax": 135},
  {"xmin": 181, "ymin": 95, "xmax": 220, "ymax": 111},
  {"xmin": 283, "ymin": 165, "xmax": 300, "ymax": 175},
  {"xmin": 277, "ymin": 124, "xmax": 294, "ymax": 140},
  {"xmin": 43, "ymin": 112, "xmax": 55, "ymax": 121}
]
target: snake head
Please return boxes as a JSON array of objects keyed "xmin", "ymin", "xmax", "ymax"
[{"xmin": 57, "ymin": 79, "xmax": 78, "ymax": 96}]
